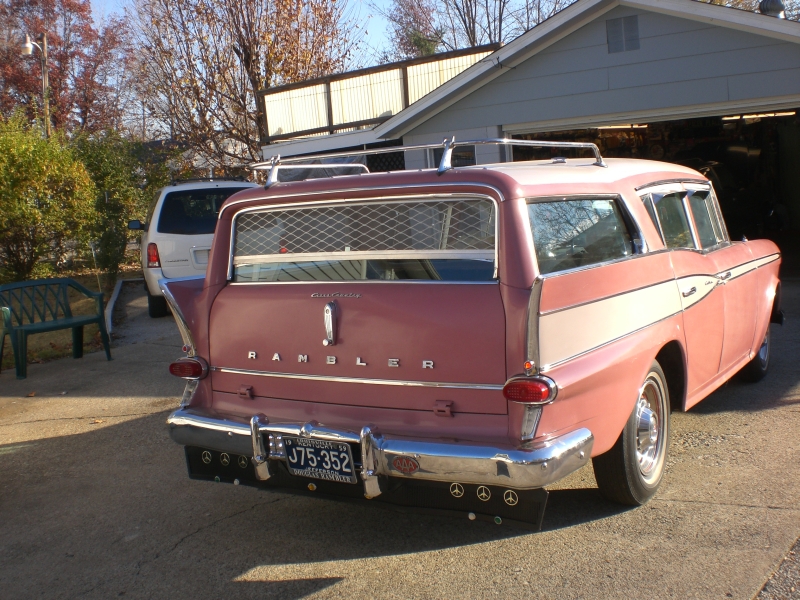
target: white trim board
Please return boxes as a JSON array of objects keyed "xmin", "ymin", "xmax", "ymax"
[{"xmin": 502, "ymin": 96, "xmax": 800, "ymax": 134}]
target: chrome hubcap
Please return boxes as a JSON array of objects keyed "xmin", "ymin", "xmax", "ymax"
[{"xmin": 635, "ymin": 377, "xmax": 665, "ymax": 482}]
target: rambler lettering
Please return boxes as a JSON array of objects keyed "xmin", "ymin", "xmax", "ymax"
[{"xmin": 311, "ymin": 292, "xmax": 362, "ymax": 299}]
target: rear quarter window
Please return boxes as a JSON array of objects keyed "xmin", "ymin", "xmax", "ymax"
[
  {"xmin": 158, "ymin": 187, "xmax": 249, "ymax": 235},
  {"xmin": 527, "ymin": 197, "xmax": 635, "ymax": 275}
]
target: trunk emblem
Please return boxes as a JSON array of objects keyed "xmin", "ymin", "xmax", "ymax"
[
  {"xmin": 323, "ymin": 302, "xmax": 337, "ymax": 346},
  {"xmin": 392, "ymin": 456, "xmax": 420, "ymax": 474}
]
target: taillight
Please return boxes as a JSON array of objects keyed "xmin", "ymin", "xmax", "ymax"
[
  {"xmin": 503, "ymin": 377, "xmax": 556, "ymax": 404},
  {"xmin": 147, "ymin": 243, "xmax": 161, "ymax": 268},
  {"xmin": 169, "ymin": 357, "xmax": 208, "ymax": 379}
]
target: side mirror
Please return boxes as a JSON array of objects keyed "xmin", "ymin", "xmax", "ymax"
[{"xmin": 128, "ymin": 220, "xmax": 144, "ymax": 231}]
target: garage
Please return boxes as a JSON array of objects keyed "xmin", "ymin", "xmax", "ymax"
[{"xmin": 262, "ymin": 0, "xmax": 800, "ymax": 267}]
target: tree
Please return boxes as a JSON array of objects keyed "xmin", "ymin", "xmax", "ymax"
[
  {"xmin": 0, "ymin": 114, "xmax": 96, "ymax": 282},
  {"xmin": 386, "ymin": 0, "xmax": 442, "ymax": 59},
  {"xmin": 71, "ymin": 130, "xmax": 175, "ymax": 276},
  {"xmin": 0, "ymin": 0, "xmax": 134, "ymax": 133},
  {"xmin": 131, "ymin": 0, "xmax": 358, "ymax": 167}
]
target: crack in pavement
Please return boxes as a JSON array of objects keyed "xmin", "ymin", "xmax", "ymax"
[
  {"xmin": 0, "ymin": 412, "xmax": 158, "ymax": 426},
  {"xmin": 125, "ymin": 496, "xmax": 286, "ymax": 591},
  {"xmin": 167, "ymin": 497, "xmax": 286, "ymax": 555},
  {"xmin": 655, "ymin": 498, "xmax": 800, "ymax": 511}
]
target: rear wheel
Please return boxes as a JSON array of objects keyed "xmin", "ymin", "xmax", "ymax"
[
  {"xmin": 740, "ymin": 327, "xmax": 770, "ymax": 383},
  {"xmin": 147, "ymin": 289, "xmax": 169, "ymax": 318},
  {"xmin": 593, "ymin": 361, "xmax": 670, "ymax": 505}
]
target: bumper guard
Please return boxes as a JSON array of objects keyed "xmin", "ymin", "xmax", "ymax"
[{"xmin": 166, "ymin": 408, "xmax": 593, "ymax": 497}]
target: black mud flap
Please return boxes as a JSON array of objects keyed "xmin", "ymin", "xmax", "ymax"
[{"xmin": 184, "ymin": 446, "xmax": 549, "ymax": 530}]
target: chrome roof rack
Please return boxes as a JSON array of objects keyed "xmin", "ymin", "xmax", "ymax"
[{"xmin": 247, "ymin": 137, "xmax": 607, "ymax": 188}]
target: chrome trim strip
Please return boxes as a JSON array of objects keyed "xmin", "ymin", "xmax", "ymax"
[
  {"xmin": 232, "ymin": 249, "xmax": 493, "ymax": 265},
  {"xmin": 159, "ymin": 278, "xmax": 197, "ymax": 357},
  {"xmin": 537, "ymin": 248, "xmax": 672, "ymax": 281},
  {"xmin": 634, "ymin": 178, "xmax": 709, "ymax": 192},
  {"xmin": 526, "ymin": 277, "xmax": 543, "ymax": 373},
  {"xmin": 227, "ymin": 190, "xmax": 502, "ymax": 282},
  {"xmin": 229, "ymin": 280, "xmax": 500, "ymax": 286},
  {"xmin": 717, "ymin": 253, "xmax": 781, "ymax": 283},
  {"xmin": 166, "ymin": 408, "xmax": 595, "ymax": 490},
  {"xmin": 212, "ymin": 366, "xmax": 504, "ymax": 390}
]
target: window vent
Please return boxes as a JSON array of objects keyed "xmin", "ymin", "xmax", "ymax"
[{"xmin": 607, "ymin": 15, "xmax": 640, "ymax": 53}]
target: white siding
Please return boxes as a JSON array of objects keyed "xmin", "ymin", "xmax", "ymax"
[{"xmin": 407, "ymin": 7, "xmax": 800, "ymax": 136}]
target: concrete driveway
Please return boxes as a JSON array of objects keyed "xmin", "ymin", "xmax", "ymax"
[{"xmin": 1, "ymin": 281, "xmax": 798, "ymax": 599}]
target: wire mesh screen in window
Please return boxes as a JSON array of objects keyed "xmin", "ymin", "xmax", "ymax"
[
  {"xmin": 367, "ymin": 152, "xmax": 405, "ymax": 172},
  {"xmin": 234, "ymin": 199, "xmax": 495, "ymax": 258}
]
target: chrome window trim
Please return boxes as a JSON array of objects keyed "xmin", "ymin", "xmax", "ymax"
[
  {"xmin": 232, "ymin": 249, "xmax": 493, "ymax": 266},
  {"xmin": 535, "ymin": 248, "xmax": 673, "ymax": 280},
  {"xmin": 634, "ymin": 178, "xmax": 709, "ymax": 192},
  {"xmin": 211, "ymin": 366, "xmax": 504, "ymax": 390},
  {"xmin": 229, "ymin": 279, "xmax": 500, "ymax": 286},
  {"xmin": 524, "ymin": 193, "xmax": 649, "ymax": 278},
  {"xmin": 680, "ymin": 192, "xmax": 702, "ymax": 250},
  {"xmin": 227, "ymin": 190, "xmax": 502, "ymax": 282}
]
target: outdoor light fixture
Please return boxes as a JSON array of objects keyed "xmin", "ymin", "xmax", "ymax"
[{"xmin": 20, "ymin": 32, "xmax": 50, "ymax": 137}]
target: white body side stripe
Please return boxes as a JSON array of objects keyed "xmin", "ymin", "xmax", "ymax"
[
  {"xmin": 539, "ymin": 281, "xmax": 682, "ymax": 369},
  {"xmin": 537, "ymin": 253, "xmax": 780, "ymax": 369},
  {"xmin": 721, "ymin": 253, "xmax": 780, "ymax": 281}
]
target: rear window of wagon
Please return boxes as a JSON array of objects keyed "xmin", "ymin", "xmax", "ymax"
[{"xmin": 231, "ymin": 198, "xmax": 497, "ymax": 282}]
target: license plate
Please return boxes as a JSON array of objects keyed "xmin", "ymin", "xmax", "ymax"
[{"xmin": 284, "ymin": 437, "xmax": 357, "ymax": 484}]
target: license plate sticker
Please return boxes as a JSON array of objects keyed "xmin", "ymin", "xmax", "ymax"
[{"xmin": 284, "ymin": 437, "xmax": 357, "ymax": 484}]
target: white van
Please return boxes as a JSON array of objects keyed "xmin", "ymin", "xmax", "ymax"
[{"xmin": 128, "ymin": 179, "xmax": 258, "ymax": 317}]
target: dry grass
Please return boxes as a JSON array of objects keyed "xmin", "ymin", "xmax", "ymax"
[{"xmin": 0, "ymin": 268, "xmax": 140, "ymax": 373}]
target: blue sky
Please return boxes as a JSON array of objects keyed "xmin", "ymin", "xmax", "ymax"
[{"xmin": 90, "ymin": 0, "xmax": 393, "ymax": 65}]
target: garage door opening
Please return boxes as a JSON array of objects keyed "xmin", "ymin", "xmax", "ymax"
[{"xmin": 510, "ymin": 111, "xmax": 800, "ymax": 275}]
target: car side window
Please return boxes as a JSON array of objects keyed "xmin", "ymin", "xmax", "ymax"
[
  {"xmin": 527, "ymin": 197, "xmax": 634, "ymax": 275},
  {"xmin": 648, "ymin": 192, "xmax": 694, "ymax": 249},
  {"xmin": 686, "ymin": 190, "xmax": 724, "ymax": 249}
]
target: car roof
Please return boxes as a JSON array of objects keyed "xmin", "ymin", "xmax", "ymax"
[
  {"xmin": 160, "ymin": 180, "xmax": 259, "ymax": 194},
  {"xmin": 460, "ymin": 158, "xmax": 705, "ymax": 187}
]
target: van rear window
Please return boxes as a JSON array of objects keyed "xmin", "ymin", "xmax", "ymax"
[{"xmin": 157, "ymin": 188, "xmax": 249, "ymax": 235}]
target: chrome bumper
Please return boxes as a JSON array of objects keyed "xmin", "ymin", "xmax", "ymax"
[{"xmin": 166, "ymin": 408, "xmax": 593, "ymax": 497}]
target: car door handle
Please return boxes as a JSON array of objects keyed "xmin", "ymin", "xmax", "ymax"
[
  {"xmin": 682, "ymin": 287, "xmax": 697, "ymax": 298},
  {"xmin": 719, "ymin": 271, "xmax": 731, "ymax": 280}
]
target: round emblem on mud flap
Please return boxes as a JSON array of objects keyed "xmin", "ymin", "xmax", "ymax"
[
  {"xmin": 220, "ymin": 453, "xmax": 230, "ymax": 466},
  {"xmin": 476, "ymin": 486, "xmax": 491, "ymax": 502},
  {"xmin": 391, "ymin": 456, "xmax": 420, "ymax": 474},
  {"xmin": 450, "ymin": 483, "xmax": 464, "ymax": 498},
  {"xmin": 503, "ymin": 490, "xmax": 519, "ymax": 506},
  {"xmin": 201, "ymin": 451, "xmax": 212, "ymax": 465},
  {"xmin": 238, "ymin": 456, "xmax": 249, "ymax": 469}
]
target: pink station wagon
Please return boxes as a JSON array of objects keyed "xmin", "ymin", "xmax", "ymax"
[{"xmin": 163, "ymin": 139, "xmax": 783, "ymax": 529}]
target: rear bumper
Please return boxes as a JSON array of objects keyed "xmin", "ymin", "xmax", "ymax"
[{"xmin": 166, "ymin": 408, "xmax": 593, "ymax": 494}]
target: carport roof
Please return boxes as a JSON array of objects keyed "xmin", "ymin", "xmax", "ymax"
[{"xmin": 373, "ymin": 0, "xmax": 800, "ymax": 140}]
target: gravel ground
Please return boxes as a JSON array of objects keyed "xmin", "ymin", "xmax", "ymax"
[
  {"xmin": 758, "ymin": 537, "xmax": 800, "ymax": 600},
  {"xmin": 0, "ymin": 282, "xmax": 799, "ymax": 599}
]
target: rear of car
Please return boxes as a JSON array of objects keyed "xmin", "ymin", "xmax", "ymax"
[
  {"xmin": 131, "ymin": 180, "xmax": 258, "ymax": 317},
  {"xmin": 160, "ymin": 147, "xmax": 781, "ymax": 529}
]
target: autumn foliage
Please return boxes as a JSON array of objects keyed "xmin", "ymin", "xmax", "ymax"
[{"xmin": 0, "ymin": 0, "xmax": 132, "ymax": 133}]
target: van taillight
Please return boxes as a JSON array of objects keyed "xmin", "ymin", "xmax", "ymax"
[
  {"xmin": 147, "ymin": 243, "xmax": 161, "ymax": 268},
  {"xmin": 169, "ymin": 358, "xmax": 208, "ymax": 379},
  {"xmin": 503, "ymin": 377, "xmax": 556, "ymax": 404}
]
